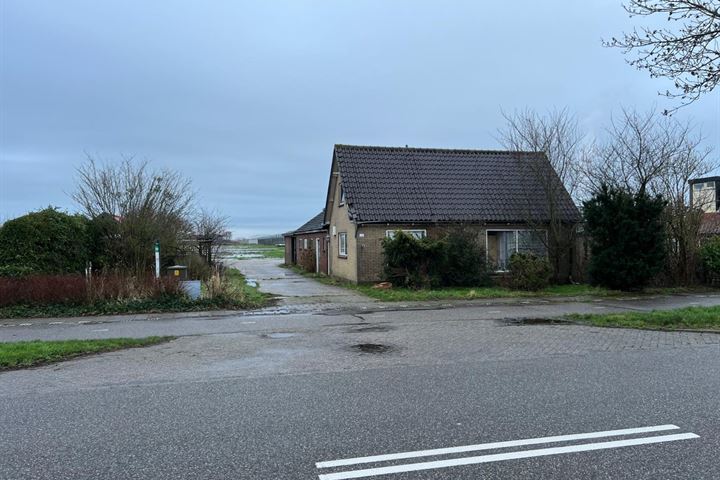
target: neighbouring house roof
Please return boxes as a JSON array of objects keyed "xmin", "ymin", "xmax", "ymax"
[
  {"xmin": 700, "ymin": 213, "xmax": 720, "ymax": 236},
  {"xmin": 690, "ymin": 176, "xmax": 720, "ymax": 185},
  {"xmin": 332, "ymin": 144, "xmax": 580, "ymax": 224},
  {"xmin": 288, "ymin": 210, "xmax": 327, "ymax": 235}
]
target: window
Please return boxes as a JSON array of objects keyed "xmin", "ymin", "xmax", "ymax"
[
  {"xmin": 338, "ymin": 232, "xmax": 348, "ymax": 257},
  {"xmin": 303, "ymin": 239, "xmax": 308, "ymax": 249},
  {"xmin": 385, "ymin": 229, "xmax": 427, "ymax": 240},
  {"xmin": 339, "ymin": 185, "xmax": 346, "ymax": 205},
  {"xmin": 486, "ymin": 230, "xmax": 547, "ymax": 271},
  {"xmin": 517, "ymin": 230, "xmax": 547, "ymax": 257}
]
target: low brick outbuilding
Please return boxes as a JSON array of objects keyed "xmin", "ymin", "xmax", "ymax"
[{"xmin": 284, "ymin": 210, "xmax": 329, "ymax": 275}]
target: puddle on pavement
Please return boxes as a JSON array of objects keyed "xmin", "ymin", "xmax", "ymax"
[
  {"xmin": 350, "ymin": 343, "xmax": 395, "ymax": 354},
  {"xmin": 261, "ymin": 332, "xmax": 297, "ymax": 339},
  {"xmin": 245, "ymin": 278, "xmax": 258, "ymax": 287},
  {"xmin": 500, "ymin": 318, "xmax": 571, "ymax": 326}
]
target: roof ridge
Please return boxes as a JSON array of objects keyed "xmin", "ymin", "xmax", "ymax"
[{"xmin": 334, "ymin": 144, "xmax": 543, "ymax": 155}]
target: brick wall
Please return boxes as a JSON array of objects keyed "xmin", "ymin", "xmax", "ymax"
[
  {"xmin": 292, "ymin": 231, "xmax": 329, "ymax": 274},
  {"xmin": 326, "ymin": 168, "xmax": 358, "ymax": 282},
  {"xmin": 355, "ymin": 223, "xmax": 573, "ymax": 284},
  {"xmin": 356, "ymin": 224, "xmax": 472, "ymax": 283},
  {"xmin": 284, "ymin": 236, "xmax": 293, "ymax": 265}
]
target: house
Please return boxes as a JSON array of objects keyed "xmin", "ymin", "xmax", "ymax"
[
  {"xmin": 288, "ymin": 144, "xmax": 580, "ymax": 283},
  {"xmin": 690, "ymin": 176, "xmax": 720, "ymax": 236},
  {"xmin": 326, "ymin": 144, "xmax": 581, "ymax": 283},
  {"xmin": 283, "ymin": 210, "xmax": 329, "ymax": 274}
]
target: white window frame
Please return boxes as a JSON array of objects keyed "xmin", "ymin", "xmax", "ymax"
[
  {"xmin": 485, "ymin": 229, "xmax": 548, "ymax": 272},
  {"xmin": 385, "ymin": 229, "xmax": 427, "ymax": 240},
  {"xmin": 303, "ymin": 238, "xmax": 308, "ymax": 249},
  {"xmin": 338, "ymin": 232, "xmax": 348, "ymax": 257},
  {"xmin": 339, "ymin": 185, "xmax": 346, "ymax": 206}
]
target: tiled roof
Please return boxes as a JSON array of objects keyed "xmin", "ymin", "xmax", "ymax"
[
  {"xmin": 700, "ymin": 213, "xmax": 720, "ymax": 235},
  {"xmin": 333, "ymin": 145, "xmax": 580, "ymax": 223},
  {"xmin": 293, "ymin": 210, "xmax": 327, "ymax": 234}
]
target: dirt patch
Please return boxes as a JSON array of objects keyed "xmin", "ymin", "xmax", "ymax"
[
  {"xmin": 501, "ymin": 318, "xmax": 571, "ymax": 326},
  {"xmin": 347, "ymin": 324, "xmax": 395, "ymax": 333}
]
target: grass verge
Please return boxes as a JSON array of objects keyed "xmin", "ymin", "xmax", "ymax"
[
  {"xmin": 284, "ymin": 266, "xmax": 620, "ymax": 300},
  {"xmin": 568, "ymin": 306, "xmax": 720, "ymax": 331},
  {"xmin": 0, "ymin": 269, "xmax": 270, "ymax": 319},
  {"xmin": 284, "ymin": 265, "xmax": 713, "ymax": 302},
  {"xmin": 352, "ymin": 284, "xmax": 623, "ymax": 301},
  {"xmin": 0, "ymin": 336, "xmax": 174, "ymax": 370}
]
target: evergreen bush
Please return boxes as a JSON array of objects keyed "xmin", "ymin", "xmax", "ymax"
[
  {"xmin": 700, "ymin": 236, "xmax": 720, "ymax": 285},
  {"xmin": 382, "ymin": 230, "xmax": 490, "ymax": 288},
  {"xmin": 0, "ymin": 207, "xmax": 89, "ymax": 276},
  {"xmin": 583, "ymin": 185, "xmax": 667, "ymax": 290}
]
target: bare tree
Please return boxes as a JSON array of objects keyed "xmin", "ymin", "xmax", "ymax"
[
  {"xmin": 193, "ymin": 208, "xmax": 229, "ymax": 266},
  {"xmin": 584, "ymin": 108, "xmax": 689, "ymax": 195},
  {"xmin": 584, "ymin": 107, "xmax": 709, "ymax": 196},
  {"xmin": 498, "ymin": 108, "xmax": 587, "ymax": 282},
  {"xmin": 584, "ymin": 107, "xmax": 716, "ymax": 284},
  {"xmin": 73, "ymin": 155, "xmax": 195, "ymax": 273},
  {"xmin": 656, "ymin": 130, "xmax": 715, "ymax": 284},
  {"xmin": 605, "ymin": 0, "xmax": 720, "ymax": 112}
]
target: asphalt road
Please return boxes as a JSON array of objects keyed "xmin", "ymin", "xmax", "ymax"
[
  {"xmin": 2, "ymin": 304, "xmax": 720, "ymax": 479},
  {"xmin": 3, "ymin": 291, "xmax": 720, "ymax": 342}
]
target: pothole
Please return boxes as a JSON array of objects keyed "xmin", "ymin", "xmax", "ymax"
[
  {"xmin": 261, "ymin": 332, "xmax": 297, "ymax": 339},
  {"xmin": 350, "ymin": 343, "xmax": 395, "ymax": 354}
]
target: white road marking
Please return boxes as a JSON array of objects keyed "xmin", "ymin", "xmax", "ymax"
[
  {"xmin": 49, "ymin": 321, "xmax": 64, "ymax": 325},
  {"xmin": 18, "ymin": 323, "xmax": 32, "ymax": 326},
  {"xmin": 241, "ymin": 321, "xmax": 256, "ymax": 324},
  {"xmin": 316, "ymin": 424, "xmax": 679, "ymax": 469},
  {"xmin": 318, "ymin": 432, "xmax": 698, "ymax": 480},
  {"xmin": 488, "ymin": 310, "xmax": 503, "ymax": 314},
  {"xmin": 92, "ymin": 329, "xmax": 109, "ymax": 332}
]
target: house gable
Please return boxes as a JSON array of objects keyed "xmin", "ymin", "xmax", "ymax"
[{"xmin": 323, "ymin": 152, "xmax": 358, "ymax": 282}]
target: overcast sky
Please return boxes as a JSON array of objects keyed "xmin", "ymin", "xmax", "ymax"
[{"xmin": 1, "ymin": 0, "xmax": 718, "ymax": 237}]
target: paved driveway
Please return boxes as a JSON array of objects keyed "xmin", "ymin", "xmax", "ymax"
[{"xmin": 229, "ymin": 257, "xmax": 371, "ymax": 306}]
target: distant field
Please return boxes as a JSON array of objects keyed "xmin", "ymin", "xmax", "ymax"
[{"xmin": 222, "ymin": 244, "xmax": 285, "ymax": 260}]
